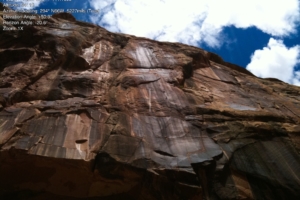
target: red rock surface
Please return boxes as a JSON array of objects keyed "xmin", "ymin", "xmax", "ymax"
[{"xmin": 1, "ymin": 5, "xmax": 300, "ymax": 200}]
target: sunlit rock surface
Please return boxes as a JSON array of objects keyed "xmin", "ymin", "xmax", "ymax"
[{"xmin": 1, "ymin": 5, "xmax": 300, "ymax": 200}]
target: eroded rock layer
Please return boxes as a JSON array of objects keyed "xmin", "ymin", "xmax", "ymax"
[{"xmin": 1, "ymin": 6, "xmax": 300, "ymax": 200}]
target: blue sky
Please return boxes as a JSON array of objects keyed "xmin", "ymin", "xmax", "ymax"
[{"xmin": 4, "ymin": 0, "xmax": 300, "ymax": 86}]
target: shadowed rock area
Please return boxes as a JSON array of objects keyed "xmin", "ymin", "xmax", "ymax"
[{"xmin": 1, "ymin": 5, "xmax": 300, "ymax": 200}]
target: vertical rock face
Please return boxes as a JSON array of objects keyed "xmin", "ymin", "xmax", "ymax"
[{"xmin": 1, "ymin": 7, "xmax": 300, "ymax": 200}]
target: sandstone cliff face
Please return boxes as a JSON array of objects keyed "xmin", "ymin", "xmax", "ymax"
[{"xmin": 1, "ymin": 6, "xmax": 300, "ymax": 200}]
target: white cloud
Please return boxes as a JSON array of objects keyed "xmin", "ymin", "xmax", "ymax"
[
  {"xmin": 246, "ymin": 38, "xmax": 300, "ymax": 85},
  {"xmin": 15, "ymin": 1, "xmax": 43, "ymax": 10},
  {"xmin": 88, "ymin": 0, "xmax": 300, "ymax": 47},
  {"xmin": 292, "ymin": 71, "xmax": 300, "ymax": 86}
]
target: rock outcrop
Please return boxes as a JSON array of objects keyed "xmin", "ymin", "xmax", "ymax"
[{"xmin": 1, "ymin": 5, "xmax": 300, "ymax": 200}]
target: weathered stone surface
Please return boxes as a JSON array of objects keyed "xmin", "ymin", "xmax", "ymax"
[{"xmin": 1, "ymin": 6, "xmax": 300, "ymax": 199}]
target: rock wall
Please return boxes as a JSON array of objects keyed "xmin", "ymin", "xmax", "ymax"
[{"xmin": 1, "ymin": 6, "xmax": 300, "ymax": 200}]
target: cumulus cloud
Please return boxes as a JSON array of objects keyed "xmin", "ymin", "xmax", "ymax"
[
  {"xmin": 246, "ymin": 38, "xmax": 300, "ymax": 85},
  {"xmin": 88, "ymin": 0, "xmax": 300, "ymax": 47},
  {"xmin": 14, "ymin": 1, "xmax": 43, "ymax": 10},
  {"xmin": 292, "ymin": 71, "xmax": 300, "ymax": 86}
]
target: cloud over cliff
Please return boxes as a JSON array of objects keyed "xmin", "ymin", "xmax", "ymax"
[
  {"xmin": 88, "ymin": 0, "xmax": 300, "ymax": 47},
  {"xmin": 246, "ymin": 38, "xmax": 300, "ymax": 85}
]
